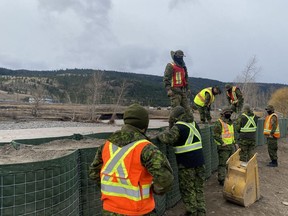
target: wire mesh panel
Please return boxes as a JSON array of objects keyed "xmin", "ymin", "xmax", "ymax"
[
  {"xmin": 165, "ymin": 146, "xmax": 181, "ymax": 209},
  {"xmin": 209, "ymin": 126, "xmax": 219, "ymax": 173},
  {"xmin": 0, "ymin": 151, "xmax": 80, "ymax": 216},
  {"xmin": 78, "ymin": 148, "xmax": 102, "ymax": 216},
  {"xmin": 201, "ymin": 126, "xmax": 212, "ymax": 179},
  {"xmin": 256, "ymin": 119, "xmax": 265, "ymax": 146}
]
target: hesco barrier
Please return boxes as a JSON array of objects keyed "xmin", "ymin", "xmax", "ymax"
[{"xmin": 0, "ymin": 119, "xmax": 287, "ymax": 216}]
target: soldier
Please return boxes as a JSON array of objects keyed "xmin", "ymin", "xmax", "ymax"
[
  {"xmin": 157, "ymin": 106, "xmax": 206, "ymax": 216},
  {"xmin": 235, "ymin": 104, "xmax": 258, "ymax": 162},
  {"xmin": 263, "ymin": 105, "xmax": 280, "ymax": 167},
  {"xmin": 163, "ymin": 50, "xmax": 192, "ymax": 114},
  {"xmin": 89, "ymin": 103, "xmax": 174, "ymax": 216},
  {"xmin": 213, "ymin": 106, "xmax": 236, "ymax": 186},
  {"xmin": 194, "ymin": 86, "xmax": 222, "ymax": 124},
  {"xmin": 225, "ymin": 84, "xmax": 244, "ymax": 114}
]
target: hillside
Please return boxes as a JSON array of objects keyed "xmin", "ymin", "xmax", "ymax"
[{"xmin": 0, "ymin": 67, "xmax": 287, "ymax": 108}]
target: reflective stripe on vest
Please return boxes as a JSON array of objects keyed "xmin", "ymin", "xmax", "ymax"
[
  {"xmin": 264, "ymin": 113, "xmax": 280, "ymax": 138},
  {"xmin": 194, "ymin": 87, "xmax": 215, "ymax": 107},
  {"xmin": 101, "ymin": 140, "xmax": 151, "ymax": 201},
  {"xmin": 240, "ymin": 113, "xmax": 257, "ymax": 132},
  {"xmin": 174, "ymin": 121, "xmax": 202, "ymax": 154},
  {"xmin": 171, "ymin": 62, "xmax": 186, "ymax": 87},
  {"xmin": 218, "ymin": 119, "xmax": 234, "ymax": 145},
  {"xmin": 226, "ymin": 86, "xmax": 238, "ymax": 101}
]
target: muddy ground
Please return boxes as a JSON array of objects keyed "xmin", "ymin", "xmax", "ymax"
[{"xmin": 166, "ymin": 137, "xmax": 288, "ymax": 216}]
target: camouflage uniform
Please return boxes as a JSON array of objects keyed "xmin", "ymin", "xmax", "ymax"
[
  {"xmin": 213, "ymin": 109, "xmax": 236, "ymax": 185},
  {"xmin": 194, "ymin": 86, "xmax": 221, "ymax": 124},
  {"xmin": 235, "ymin": 105, "xmax": 258, "ymax": 162},
  {"xmin": 264, "ymin": 105, "xmax": 279, "ymax": 166},
  {"xmin": 89, "ymin": 104, "xmax": 174, "ymax": 216},
  {"xmin": 157, "ymin": 106, "xmax": 206, "ymax": 216},
  {"xmin": 194, "ymin": 92, "xmax": 212, "ymax": 123},
  {"xmin": 163, "ymin": 50, "xmax": 191, "ymax": 113},
  {"xmin": 225, "ymin": 84, "xmax": 244, "ymax": 114}
]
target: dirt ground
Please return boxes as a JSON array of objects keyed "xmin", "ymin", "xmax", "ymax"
[{"xmin": 165, "ymin": 137, "xmax": 288, "ymax": 216}]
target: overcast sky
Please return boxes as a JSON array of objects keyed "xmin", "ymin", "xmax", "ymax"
[{"xmin": 0, "ymin": 0, "xmax": 287, "ymax": 84}]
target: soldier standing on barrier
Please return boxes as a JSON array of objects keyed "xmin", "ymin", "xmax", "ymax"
[
  {"xmin": 235, "ymin": 104, "xmax": 258, "ymax": 162},
  {"xmin": 264, "ymin": 105, "xmax": 280, "ymax": 167},
  {"xmin": 89, "ymin": 103, "xmax": 174, "ymax": 216},
  {"xmin": 163, "ymin": 50, "xmax": 192, "ymax": 115},
  {"xmin": 156, "ymin": 106, "xmax": 206, "ymax": 216},
  {"xmin": 213, "ymin": 106, "xmax": 236, "ymax": 186}
]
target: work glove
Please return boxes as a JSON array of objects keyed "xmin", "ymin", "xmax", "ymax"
[
  {"xmin": 232, "ymin": 100, "xmax": 238, "ymax": 105},
  {"xmin": 152, "ymin": 183, "xmax": 165, "ymax": 196},
  {"xmin": 167, "ymin": 89, "xmax": 173, "ymax": 97}
]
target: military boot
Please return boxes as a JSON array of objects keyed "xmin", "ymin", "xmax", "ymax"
[{"xmin": 267, "ymin": 160, "xmax": 278, "ymax": 167}]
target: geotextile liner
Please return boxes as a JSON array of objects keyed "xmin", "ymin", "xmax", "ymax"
[{"xmin": 0, "ymin": 120, "xmax": 287, "ymax": 216}]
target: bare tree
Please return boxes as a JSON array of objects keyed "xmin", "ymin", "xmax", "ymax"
[
  {"xmin": 30, "ymin": 85, "xmax": 46, "ymax": 117},
  {"xmin": 109, "ymin": 79, "xmax": 129, "ymax": 124},
  {"xmin": 234, "ymin": 55, "xmax": 261, "ymax": 108},
  {"xmin": 86, "ymin": 71, "xmax": 106, "ymax": 121}
]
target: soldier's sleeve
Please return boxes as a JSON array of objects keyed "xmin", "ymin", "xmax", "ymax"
[
  {"xmin": 204, "ymin": 92, "xmax": 211, "ymax": 106},
  {"xmin": 88, "ymin": 144, "xmax": 104, "ymax": 186},
  {"xmin": 234, "ymin": 115, "xmax": 242, "ymax": 133},
  {"xmin": 157, "ymin": 126, "xmax": 180, "ymax": 146},
  {"xmin": 141, "ymin": 144, "xmax": 174, "ymax": 194},
  {"xmin": 163, "ymin": 63, "xmax": 173, "ymax": 91},
  {"xmin": 213, "ymin": 120, "xmax": 224, "ymax": 145},
  {"xmin": 270, "ymin": 115, "xmax": 277, "ymax": 135},
  {"xmin": 184, "ymin": 66, "xmax": 189, "ymax": 89},
  {"xmin": 226, "ymin": 95, "xmax": 231, "ymax": 104},
  {"xmin": 236, "ymin": 88, "xmax": 244, "ymax": 102}
]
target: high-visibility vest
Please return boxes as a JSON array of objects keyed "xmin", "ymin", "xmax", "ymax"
[
  {"xmin": 194, "ymin": 87, "xmax": 215, "ymax": 107},
  {"xmin": 215, "ymin": 119, "xmax": 235, "ymax": 145},
  {"xmin": 240, "ymin": 113, "xmax": 257, "ymax": 133},
  {"xmin": 174, "ymin": 121, "xmax": 202, "ymax": 154},
  {"xmin": 226, "ymin": 86, "xmax": 238, "ymax": 102},
  {"xmin": 100, "ymin": 139, "xmax": 154, "ymax": 215},
  {"xmin": 264, "ymin": 113, "xmax": 280, "ymax": 138},
  {"xmin": 170, "ymin": 62, "xmax": 187, "ymax": 88}
]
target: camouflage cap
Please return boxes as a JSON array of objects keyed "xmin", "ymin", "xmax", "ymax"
[
  {"xmin": 221, "ymin": 106, "xmax": 233, "ymax": 114},
  {"xmin": 170, "ymin": 50, "xmax": 185, "ymax": 58},
  {"xmin": 265, "ymin": 105, "xmax": 274, "ymax": 112},
  {"xmin": 225, "ymin": 84, "xmax": 232, "ymax": 90},
  {"xmin": 123, "ymin": 103, "xmax": 149, "ymax": 130},
  {"xmin": 242, "ymin": 103, "xmax": 251, "ymax": 112}
]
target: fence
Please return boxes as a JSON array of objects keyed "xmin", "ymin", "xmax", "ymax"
[{"xmin": 0, "ymin": 119, "xmax": 287, "ymax": 215}]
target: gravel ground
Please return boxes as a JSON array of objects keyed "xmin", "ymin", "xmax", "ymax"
[{"xmin": 0, "ymin": 120, "xmax": 111, "ymax": 130}]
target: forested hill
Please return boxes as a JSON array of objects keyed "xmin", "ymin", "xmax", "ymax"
[{"xmin": 0, "ymin": 67, "xmax": 286, "ymax": 107}]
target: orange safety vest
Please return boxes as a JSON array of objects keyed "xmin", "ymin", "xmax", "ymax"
[
  {"xmin": 215, "ymin": 119, "xmax": 235, "ymax": 145},
  {"xmin": 226, "ymin": 86, "xmax": 238, "ymax": 102},
  {"xmin": 264, "ymin": 113, "xmax": 280, "ymax": 138},
  {"xmin": 170, "ymin": 62, "xmax": 187, "ymax": 88},
  {"xmin": 100, "ymin": 139, "xmax": 154, "ymax": 215}
]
